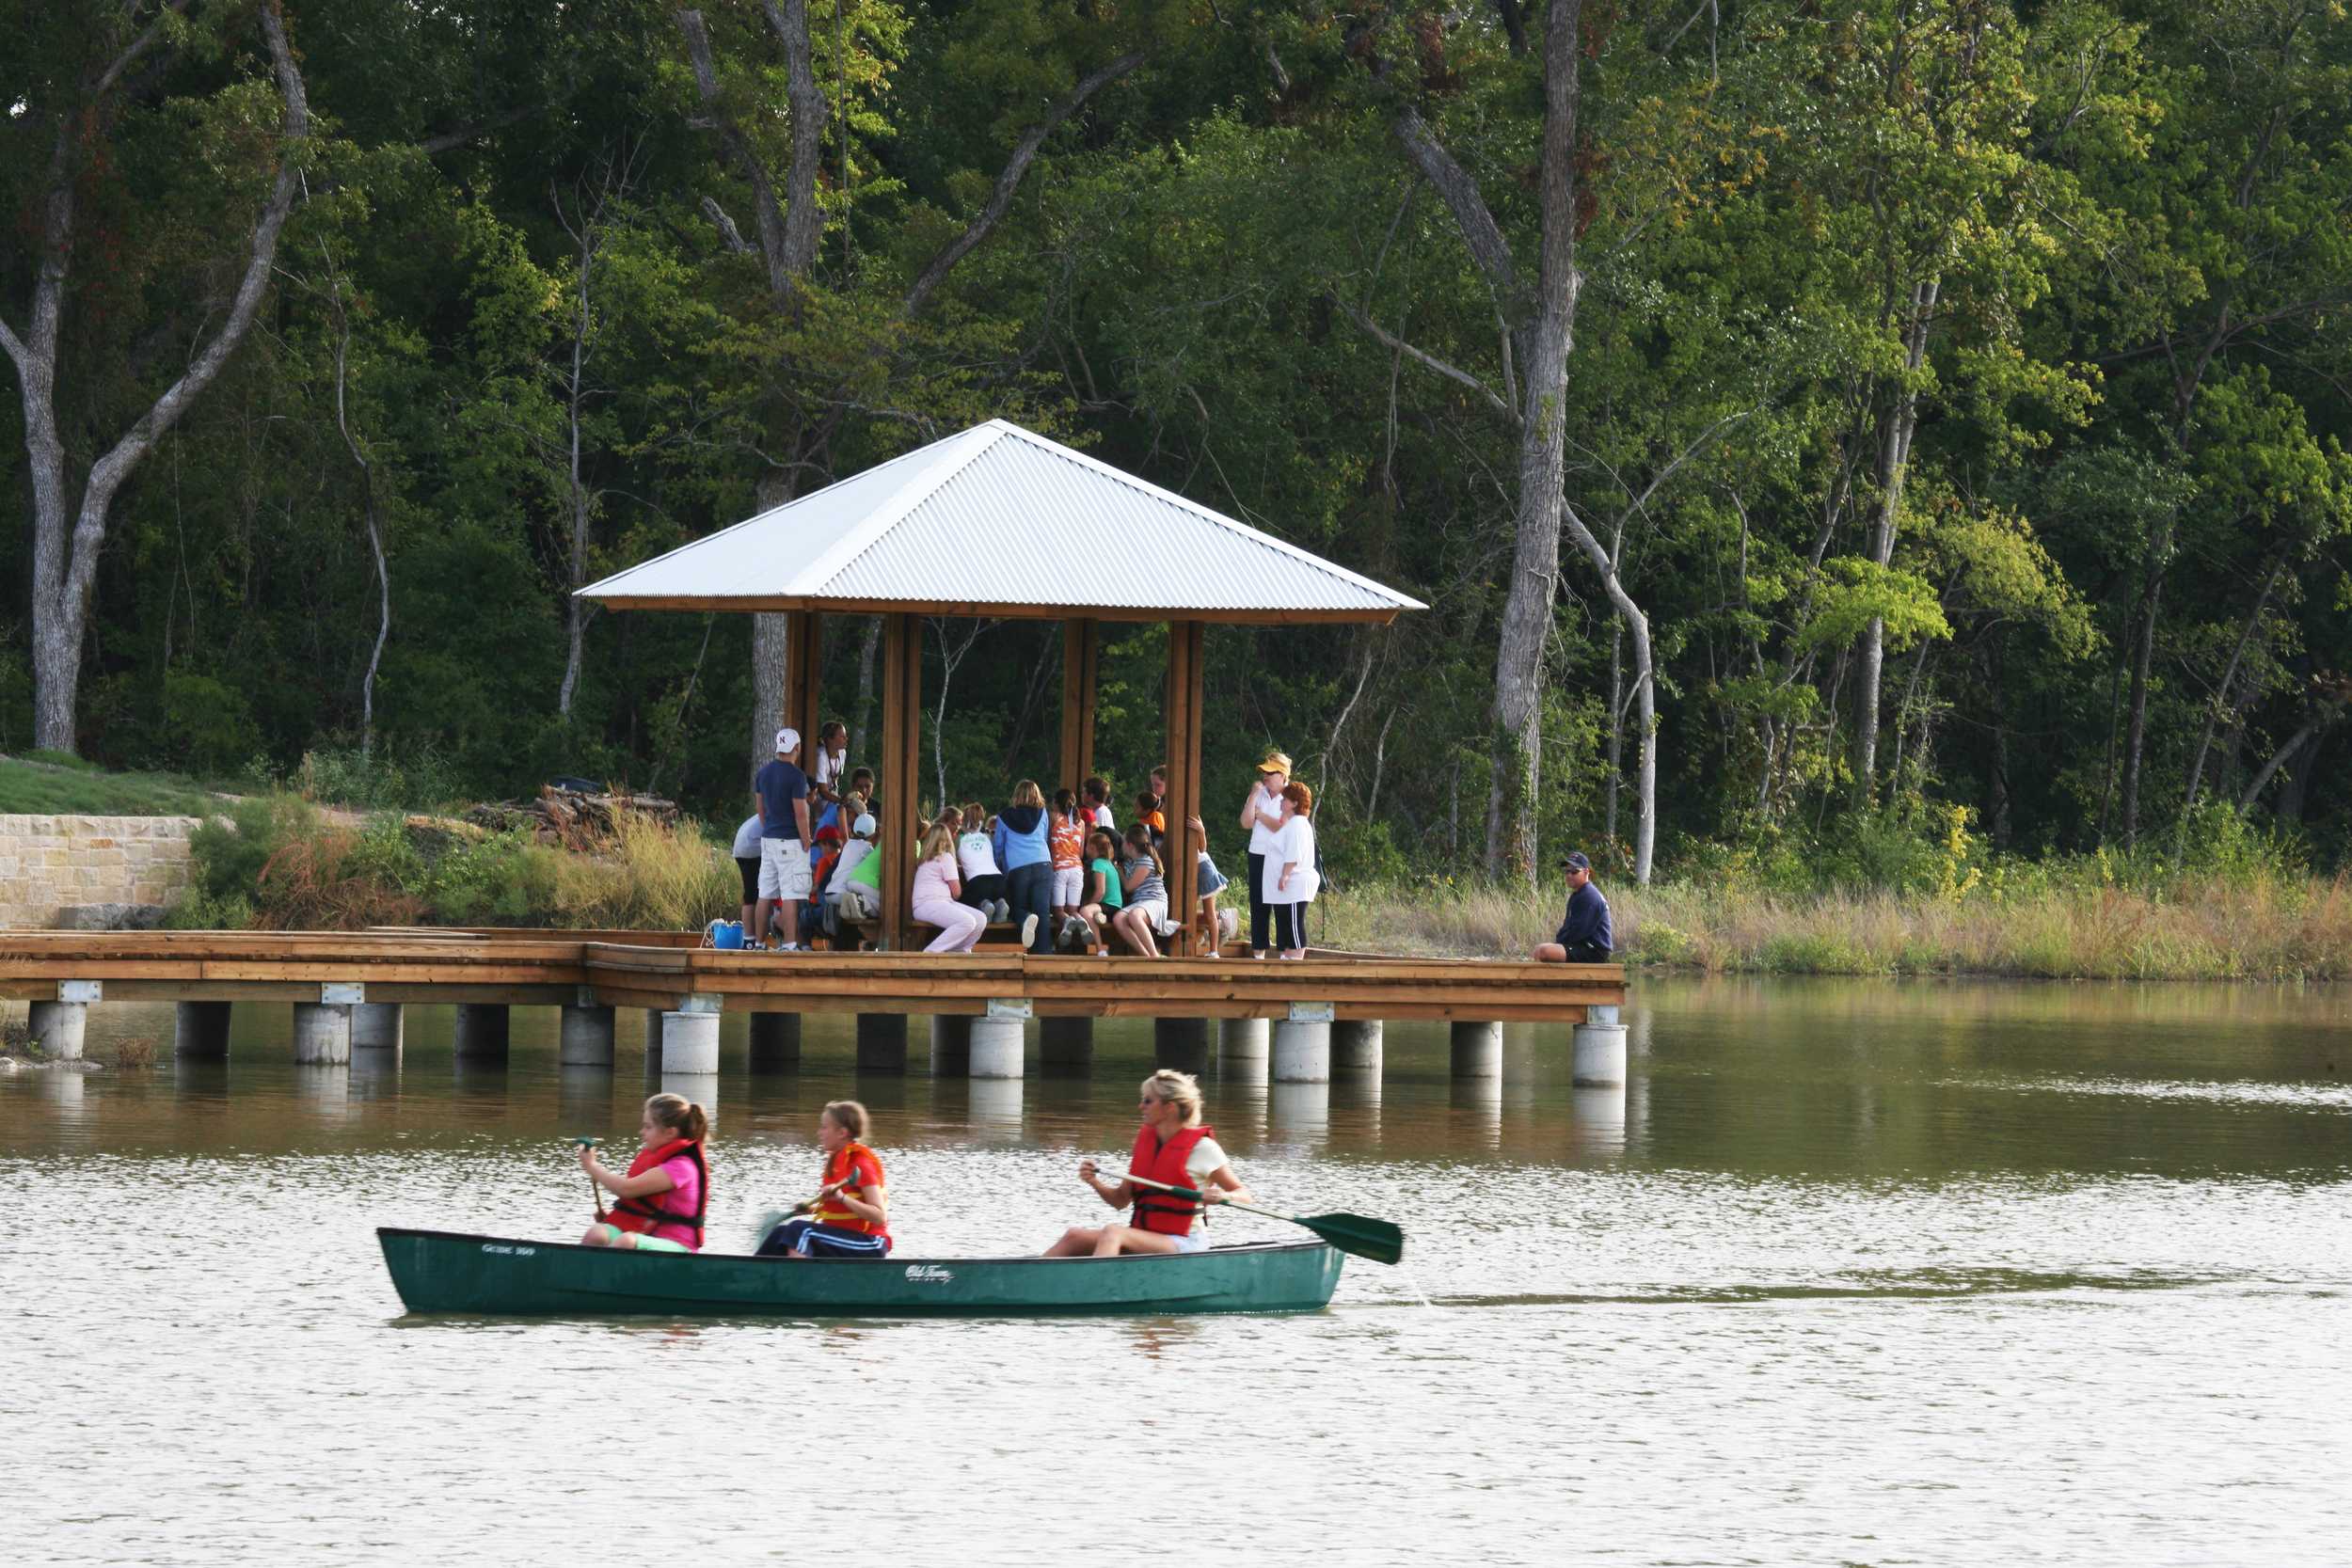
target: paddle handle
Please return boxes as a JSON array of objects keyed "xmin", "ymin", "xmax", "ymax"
[{"xmin": 1117, "ymin": 1168, "xmax": 1293, "ymax": 1225}]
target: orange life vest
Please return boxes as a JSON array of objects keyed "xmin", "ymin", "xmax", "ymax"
[
  {"xmin": 602, "ymin": 1137, "xmax": 707, "ymax": 1248},
  {"xmin": 1128, "ymin": 1124, "xmax": 1214, "ymax": 1235},
  {"xmin": 809, "ymin": 1140, "xmax": 890, "ymax": 1241}
]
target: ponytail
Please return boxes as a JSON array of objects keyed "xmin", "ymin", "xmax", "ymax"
[{"xmin": 644, "ymin": 1092, "xmax": 707, "ymax": 1143}]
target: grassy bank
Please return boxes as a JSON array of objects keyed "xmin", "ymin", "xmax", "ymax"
[
  {"xmin": 0, "ymin": 752, "xmax": 234, "ymax": 817},
  {"xmin": 163, "ymin": 788, "xmax": 2352, "ymax": 980},
  {"xmin": 166, "ymin": 794, "xmax": 735, "ymax": 931},
  {"xmin": 1315, "ymin": 872, "xmax": 2352, "ymax": 981}
]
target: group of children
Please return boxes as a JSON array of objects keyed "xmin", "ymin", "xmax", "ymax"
[
  {"xmin": 912, "ymin": 773, "xmax": 1223, "ymax": 957},
  {"xmin": 733, "ymin": 723, "xmax": 1319, "ymax": 960}
]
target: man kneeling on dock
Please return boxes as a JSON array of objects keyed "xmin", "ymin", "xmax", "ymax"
[{"xmin": 1533, "ymin": 851, "xmax": 1613, "ymax": 965}]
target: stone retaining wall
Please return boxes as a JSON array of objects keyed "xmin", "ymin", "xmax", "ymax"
[{"xmin": 0, "ymin": 815, "xmax": 200, "ymax": 930}]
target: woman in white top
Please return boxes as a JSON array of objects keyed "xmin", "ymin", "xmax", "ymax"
[
  {"xmin": 1237, "ymin": 749, "xmax": 1293, "ymax": 958},
  {"xmin": 910, "ymin": 821, "xmax": 986, "ymax": 952},
  {"xmin": 955, "ymin": 800, "xmax": 1009, "ymax": 922},
  {"xmin": 1041, "ymin": 1069, "xmax": 1252, "ymax": 1257},
  {"xmin": 1260, "ymin": 781, "xmax": 1319, "ymax": 959},
  {"xmin": 809, "ymin": 720, "xmax": 849, "ymax": 800}
]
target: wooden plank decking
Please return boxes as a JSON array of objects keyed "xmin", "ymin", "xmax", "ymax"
[{"xmin": 0, "ymin": 929, "xmax": 1623, "ymax": 1022}]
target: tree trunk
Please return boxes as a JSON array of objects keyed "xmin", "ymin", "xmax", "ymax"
[
  {"xmin": 7, "ymin": 8, "xmax": 310, "ymax": 754},
  {"xmin": 1603, "ymin": 610, "xmax": 1624, "ymax": 847},
  {"xmin": 2120, "ymin": 524, "xmax": 2171, "ymax": 847},
  {"xmin": 1564, "ymin": 503, "xmax": 1654, "ymax": 883},
  {"xmin": 1852, "ymin": 277, "xmax": 1939, "ymax": 803},
  {"xmin": 2180, "ymin": 550, "xmax": 2284, "ymax": 824},
  {"xmin": 1478, "ymin": 0, "xmax": 1584, "ymax": 885}
]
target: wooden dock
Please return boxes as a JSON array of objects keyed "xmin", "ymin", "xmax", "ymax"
[{"xmin": 0, "ymin": 929, "xmax": 1622, "ymax": 1023}]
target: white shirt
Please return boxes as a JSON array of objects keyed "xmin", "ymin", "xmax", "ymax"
[
  {"xmin": 827, "ymin": 840, "xmax": 873, "ymax": 895},
  {"xmin": 1172, "ymin": 1135, "xmax": 1229, "ymax": 1235},
  {"xmin": 730, "ymin": 815, "xmax": 764, "ymax": 859},
  {"xmin": 1088, "ymin": 803, "xmax": 1116, "ymax": 830},
  {"xmin": 1261, "ymin": 816, "xmax": 1319, "ymax": 904},
  {"xmin": 813, "ymin": 747, "xmax": 845, "ymax": 791},
  {"xmin": 957, "ymin": 832, "xmax": 1001, "ymax": 880},
  {"xmin": 1246, "ymin": 782, "xmax": 1286, "ymax": 855}
]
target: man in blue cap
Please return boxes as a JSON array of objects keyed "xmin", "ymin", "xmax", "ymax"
[{"xmin": 1533, "ymin": 850, "xmax": 1613, "ymax": 965}]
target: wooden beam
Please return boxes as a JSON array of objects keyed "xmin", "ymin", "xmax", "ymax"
[
  {"xmin": 1163, "ymin": 619, "xmax": 1205, "ymax": 953},
  {"xmin": 1059, "ymin": 618, "xmax": 1098, "ymax": 790},
  {"xmin": 790, "ymin": 610, "xmax": 825, "ymax": 759},
  {"xmin": 878, "ymin": 613, "xmax": 923, "ymax": 951}
]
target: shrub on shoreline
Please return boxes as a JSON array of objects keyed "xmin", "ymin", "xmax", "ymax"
[{"xmin": 165, "ymin": 792, "xmax": 734, "ymax": 932}]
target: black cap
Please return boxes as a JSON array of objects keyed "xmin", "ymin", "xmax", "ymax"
[{"xmin": 1559, "ymin": 851, "xmax": 1592, "ymax": 872}]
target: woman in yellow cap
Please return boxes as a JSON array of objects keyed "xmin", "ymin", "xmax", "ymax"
[{"xmin": 1237, "ymin": 749, "xmax": 1293, "ymax": 958}]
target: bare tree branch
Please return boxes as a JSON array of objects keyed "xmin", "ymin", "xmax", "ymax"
[{"xmin": 902, "ymin": 51, "xmax": 1148, "ymax": 317}]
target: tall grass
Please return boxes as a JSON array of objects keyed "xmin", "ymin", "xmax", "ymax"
[
  {"xmin": 166, "ymin": 792, "xmax": 736, "ymax": 931},
  {"xmin": 1315, "ymin": 870, "xmax": 2352, "ymax": 981}
]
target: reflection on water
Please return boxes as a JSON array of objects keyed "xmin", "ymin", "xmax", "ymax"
[{"xmin": 4, "ymin": 977, "xmax": 2350, "ymax": 1565}]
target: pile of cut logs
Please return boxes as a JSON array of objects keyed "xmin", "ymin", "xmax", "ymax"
[{"xmin": 462, "ymin": 784, "xmax": 679, "ymax": 848}]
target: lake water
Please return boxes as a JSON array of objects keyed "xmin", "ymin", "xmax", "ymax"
[{"xmin": 5, "ymin": 978, "xmax": 2348, "ymax": 1565}]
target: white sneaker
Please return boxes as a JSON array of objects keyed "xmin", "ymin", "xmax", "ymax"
[{"xmin": 1019, "ymin": 913, "xmax": 1040, "ymax": 948}]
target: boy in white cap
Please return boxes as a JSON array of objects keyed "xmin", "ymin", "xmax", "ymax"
[{"xmin": 754, "ymin": 727, "xmax": 814, "ymax": 950}]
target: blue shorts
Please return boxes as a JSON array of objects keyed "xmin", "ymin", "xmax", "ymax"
[{"xmin": 756, "ymin": 1218, "xmax": 891, "ymax": 1259}]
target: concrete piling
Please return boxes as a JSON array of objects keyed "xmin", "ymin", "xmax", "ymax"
[
  {"xmin": 560, "ymin": 1004, "xmax": 616, "ymax": 1068},
  {"xmin": 658, "ymin": 1010, "xmax": 721, "ymax": 1074},
  {"xmin": 1152, "ymin": 1017, "xmax": 1212, "ymax": 1074},
  {"xmin": 291, "ymin": 1003, "xmax": 352, "ymax": 1065},
  {"xmin": 749, "ymin": 1012, "xmax": 802, "ymax": 1072},
  {"xmin": 1449, "ymin": 1021, "xmax": 1503, "ymax": 1079},
  {"xmin": 1218, "ymin": 1018, "xmax": 1269, "ymax": 1081},
  {"xmin": 968, "ymin": 1016, "xmax": 1025, "ymax": 1080},
  {"xmin": 453, "ymin": 1004, "xmax": 510, "ymax": 1060},
  {"xmin": 352, "ymin": 1003, "xmax": 405, "ymax": 1053},
  {"xmin": 1040, "ymin": 1016, "xmax": 1094, "ymax": 1074},
  {"xmin": 930, "ymin": 1014, "xmax": 973, "ymax": 1075},
  {"xmin": 1331, "ymin": 1019, "xmax": 1383, "ymax": 1079},
  {"xmin": 173, "ymin": 1001, "xmax": 231, "ymax": 1059},
  {"xmin": 1572, "ymin": 1005, "xmax": 1628, "ymax": 1086},
  {"xmin": 28, "ymin": 1001, "xmax": 88, "ymax": 1062},
  {"xmin": 1271, "ymin": 1019, "xmax": 1331, "ymax": 1084},
  {"xmin": 856, "ymin": 1013, "xmax": 909, "ymax": 1073}
]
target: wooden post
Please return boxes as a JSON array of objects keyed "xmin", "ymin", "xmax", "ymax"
[
  {"xmin": 1163, "ymin": 620, "xmax": 1205, "ymax": 954},
  {"xmin": 1059, "ymin": 619, "xmax": 1098, "ymax": 790},
  {"xmin": 790, "ymin": 610, "xmax": 825, "ymax": 752},
  {"xmin": 879, "ymin": 614, "xmax": 922, "ymax": 951}
]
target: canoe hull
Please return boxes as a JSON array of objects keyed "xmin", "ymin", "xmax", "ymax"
[{"xmin": 377, "ymin": 1228, "xmax": 1343, "ymax": 1318}]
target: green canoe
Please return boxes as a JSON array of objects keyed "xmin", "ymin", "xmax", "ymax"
[{"xmin": 377, "ymin": 1227, "xmax": 1344, "ymax": 1318}]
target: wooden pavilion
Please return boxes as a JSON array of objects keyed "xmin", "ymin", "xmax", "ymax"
[{"xmin": 578, "ymin": 420, "xmax": 1425, "ymax": 953}]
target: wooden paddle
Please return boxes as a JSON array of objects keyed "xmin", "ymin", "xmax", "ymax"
[
  {"xmin": 1120, "ymin": 1171, "xmax": 1405, "ymax": 1265},
  {"xmin": 572, "ymin": 1136, "xmax": 605, "ymax": 1221}
]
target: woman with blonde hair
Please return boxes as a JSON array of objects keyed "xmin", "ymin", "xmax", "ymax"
[
  {"xmin": 991, "ymin": 778, "xmax": 1053, "ymax": 953},
  {"xmin": 912, "ymin": 819, "xmax": 988, "ymax": 952},
  {"xmin": 1041, "ymin": 1069, "xmax": 1252, "ymax": 1258},
  {"xmin": 579, "ymin": 1093, "xmax": 709, "ymax": 1252}
]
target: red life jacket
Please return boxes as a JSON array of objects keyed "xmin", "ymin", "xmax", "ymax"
[
  {"xmin": 1127, "ymin": 1124, "xmax": 1214, "ymax": 1235},
  {"xmin": 809, "ymin": 1140, "xmax": 891, "ymax": 1243},
  {"xmin": 602, "ymin": 1137, "xmax": 707, "ymax": 1249}
]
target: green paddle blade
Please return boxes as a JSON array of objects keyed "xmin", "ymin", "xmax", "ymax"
[
  {"xmin": 1296, "ymin": 1212, "xmax": 1406, "ymax": 1266},
  {"xmin": 1162, "ymin": 1185, "xmax": 1406, "ymax": 1266}
]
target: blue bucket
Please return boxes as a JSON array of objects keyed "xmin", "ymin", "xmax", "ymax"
[{"xmin": 708, "ymin": 919, "xmax": 746, "ymax": 950}]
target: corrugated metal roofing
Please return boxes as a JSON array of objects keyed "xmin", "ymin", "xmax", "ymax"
[{"xmin": 578, "ymin": 420, "xmax": 1423, "ymax": 621}]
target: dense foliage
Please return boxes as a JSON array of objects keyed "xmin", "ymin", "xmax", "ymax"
[{"xmin": 6, "ymin": 0, "xmax": 2347, "ymax": 885}]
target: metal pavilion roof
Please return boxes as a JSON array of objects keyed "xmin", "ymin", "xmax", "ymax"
[{"xmin": 577, "ymin": 420, "xmax": 1424, "ymax": 624}]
